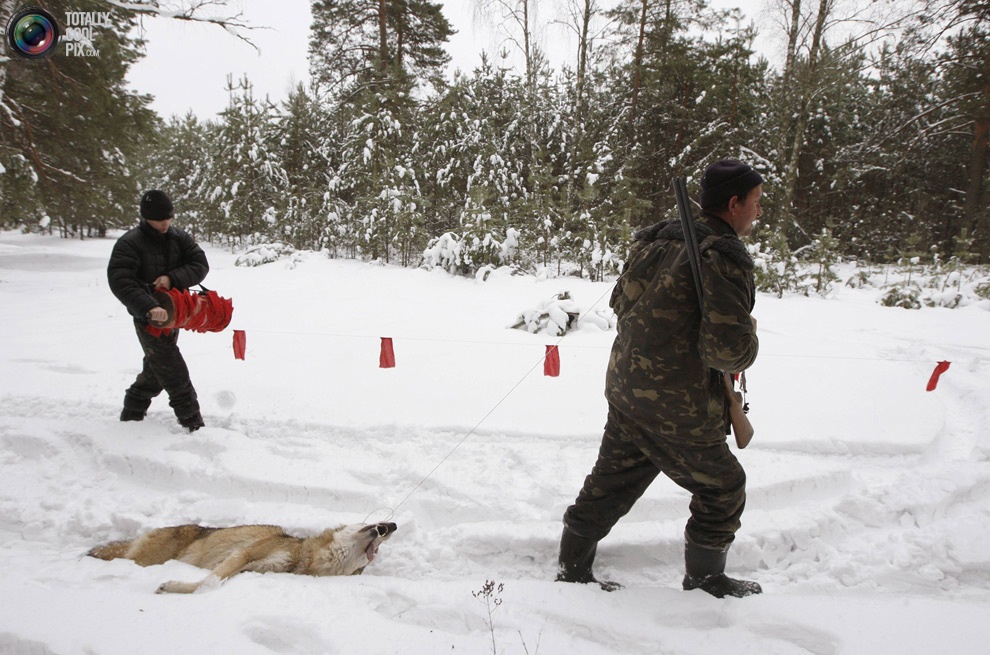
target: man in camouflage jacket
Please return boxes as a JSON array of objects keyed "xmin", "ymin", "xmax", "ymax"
[
  {"xmin": 557, "ymin": 160, "xmax": 764, "ymax": 598},
  {"xmin": 108, "ymin": 190, "xmax": 209, "ymax": 432}
]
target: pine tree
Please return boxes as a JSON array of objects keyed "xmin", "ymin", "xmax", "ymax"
[
  {"xmin": 940, "ymin": 23, "xmax": 990, "ymax": 260},
  {"xmin": 143, "ymin": 112, "xmax": 215, "ymax": 239},
  {"xmin": 420, "ymin": 57, "xmax": 530, "ymax": 274},
  {"xmin": 309, "ymin": 0, "xmax": 453, "ymax": 102},
  {"xmin": 0, "ymin": 0, "xmax": 255, "ymax": 236},
  {"xmin": 205, "ymin": 76, "xmax": 287, "ymax": 248},
  {"xmin": 752, "ymin": 229, "xmax": 799, "ymax": 298},
  {"xmin": 273, "ymin": 83, "xmax": 342, "ymax": 251},
  {"xmin": 309, "ymin": 0, "xmax": 453, "ymax": 263},
  {"xmin": 801, "ymin": 225, "xmax": 841, "ymax": 296},
  {"xmin": 0, "ymin": 0, "xmax": 155, "ymax": 236},
  {"xmin": 604, "ymin": 0, "xmax": 766, "ymax": 228}
]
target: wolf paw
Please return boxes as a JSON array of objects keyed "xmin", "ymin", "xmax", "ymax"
[{"xmin": 156, "ymin": 580, "xmax": 196, "ymax": 594}]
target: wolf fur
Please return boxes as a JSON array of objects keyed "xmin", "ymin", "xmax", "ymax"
[{"xmin": 88, "ymin": 522, "xmax": 397, "ymax": 594}]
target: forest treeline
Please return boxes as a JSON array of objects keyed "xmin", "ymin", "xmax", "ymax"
[{"xmin": 3, "ymin": 0, "xmax": 990, "ymax": 284}]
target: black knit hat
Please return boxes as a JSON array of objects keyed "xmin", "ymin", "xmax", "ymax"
[
  {"xmin": 140, "ymin": 190, "xmax": 174, "ymax": 221},
  {"xmin": 700, "ymin": 159, "xmax": 763, "ymax": 209}
]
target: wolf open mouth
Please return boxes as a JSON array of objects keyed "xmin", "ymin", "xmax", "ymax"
[{"xmin": 362, "ymin": 522, "xmax": 396, "ymax": 561}]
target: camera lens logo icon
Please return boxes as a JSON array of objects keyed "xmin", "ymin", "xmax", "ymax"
[{"xmin": 6, "ymin": 7, "xmax": 61, "ymax": 59}]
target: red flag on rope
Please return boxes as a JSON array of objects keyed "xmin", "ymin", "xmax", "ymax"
[
  {"xmin": 544, "ymin": 345, "xmax": 560, "ymax": 377},
  {"xmin": 380, "ymin": 337, "xmax": 396, "ymax": 368},
  {"xmin": 926, "ymin": 361, "xmax": 951, "ymax": 391},
  {"xmin": 233, "ymin": 330, "xmax": 246, "ymax": 360}
]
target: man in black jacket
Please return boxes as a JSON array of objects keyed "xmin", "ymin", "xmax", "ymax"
[{"xmin": 108, "ymin": 190, "xmax": 209, "ymax": 432}]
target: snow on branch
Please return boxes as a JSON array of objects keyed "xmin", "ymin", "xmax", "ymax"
[{"xmin": 98, "ymin": 0, "xmax": 261, "ymax": 49}]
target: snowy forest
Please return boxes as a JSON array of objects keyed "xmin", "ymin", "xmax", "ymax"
[{"xmin": 3, "ymin": 0, "xmax": 990, "ymax": 288}]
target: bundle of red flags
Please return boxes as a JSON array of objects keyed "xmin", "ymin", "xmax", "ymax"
[{"xmin": 146, "ymin": 287, "xmax": 234, "ymax": 337}]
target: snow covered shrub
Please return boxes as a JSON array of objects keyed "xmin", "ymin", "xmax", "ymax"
[
  {"xmin": 845, "ymin": 268, "xmax": 876, "ymax": 289},
  {"xmin": 581, "ymin": 308, "xmax": 618, "ymax": 331},
  {"xmin": 501, "ymin": 227, "xmax": 520, "ymax": 263},
  {"xmin": 959, "ymin": 274, "xmax": 990, "ymax": 309},
  {"xmin": 235, "ymin": 243, "xmax": 297, "ymax": 267},
  {"xmin": 474, "ymin": 264, "xmax": 526, "ymax": 282},
  {"xmin": 750, "ymin": 232, "xmax": 799, "ymax": 298},
  {"xmin": 510, "ymin": 292, "xmax": 616, "ymax": 336},
  {"xmin": 422, "ymin": 232, "xmax": 465, "ymax": 275},
  {"xmin": 798, "ymin": 227, "xmax": 841, "ymax": 297},
  {"xmin": 511, "ymin": 292, "xmax": 581, "ymax": 336},
  {"xmin": 924, "ymin": 291, "xmax": 963, "ymax": 309},
  {"xmin": 879, "ymin": 284, "xmax": 922, "ymax": 309},
  {"xmin": 422, "ymin": 228, "xmax": 521, "ymax": 277}
]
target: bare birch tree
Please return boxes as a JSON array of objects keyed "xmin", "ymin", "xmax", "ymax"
[{"xmin": 766, "ymin": 0, "xmax": 914, "ymax": 238}]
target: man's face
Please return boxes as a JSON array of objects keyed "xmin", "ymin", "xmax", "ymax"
[
  {"xmin": 146, "ymin": 217, "xmax": 172, "ymax": 234},
  {"xmin": 729, "ymin": 185, "xmax": 762, "ymax": 237}
]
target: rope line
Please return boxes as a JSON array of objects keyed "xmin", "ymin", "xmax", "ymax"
[
  {"xmin": 241, "ymin": 329, "xmax": 611, "ymax": 349},
  {"xmin": 390, "ymin": 348, "xmax": 550, "ymax": 513},
  {"xmin": 229, "ymin": 328, "xmax": 986, "ymax": 366},
  {"xmin": 388, "ymin": 283, "xmax": 618, "ymax": 514}
]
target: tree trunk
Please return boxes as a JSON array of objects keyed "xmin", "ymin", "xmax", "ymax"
[
  {"xmin": 575, "ymin": 0, "xmax": 593, "ymax": 132},
  {"xmin": 630, "ymin": 0, "xmax": 648, "ymax": 123},
  {"xmin": 379, "ymin": 0, "xmax": 389, "ymax": 79},
  {"xmin": 0, "ymin": 0, "xmax": 14, "ymax": 101},
  {"xmin": 965, "ymin": 110, "xmax": 990, "ymax": 259},
  {"xmin": 779, "ymin": 0, "xmax": 831, "ymax": 239},
  {"xmin": 781, "ymin": 0, "xmax": 801, "ymax": 90},
  {"xmin": 566, "ymin": 0, "xmax": 598, "ymax": 208}
]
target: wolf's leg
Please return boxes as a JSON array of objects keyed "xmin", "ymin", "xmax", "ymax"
[
  {"xmin": 156, "ymin": 577, "xmax": 214, "ymax": 594},
  {"xmin": 156, "ymin": 549, "xmax": 253, "ymax": 594},
  {"xmin": 87, "ymin": 541, "xmax": 132, "ymax": 561}
]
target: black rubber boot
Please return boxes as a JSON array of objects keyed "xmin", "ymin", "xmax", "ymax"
[
  {"xmin": 555, "ymin": 527, "xmax": 622, "ymax": 591},
  {"xmin": 119, "ymin": 408, "xmax": 146, "ymax": 422},
  {"xmin": 178, "ymin": 412, "xmax": 205, "ymax": 433},
  {"xmin": 682, "ymin": 542, "xmax": 762, "ymax": 598}
]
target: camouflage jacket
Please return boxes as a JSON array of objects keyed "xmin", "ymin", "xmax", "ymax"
[{"xmin": 604, "ymin": 213, "xmax": 758, "ymax": 444}]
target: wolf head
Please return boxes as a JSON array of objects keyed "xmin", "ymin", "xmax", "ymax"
[
  {"xmin": 320, "ymin": 522, "xmax": 397, "ymax": 576},
  {"xmin": 358, "ymin": 522, "xmax": 397, "ymax": 563}
]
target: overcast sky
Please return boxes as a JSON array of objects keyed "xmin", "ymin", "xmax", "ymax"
[
  {"xmin": 125, "ymin": 0, "xmax": 549, "ymax": 119},
  {"xmin": 125, "ymin": 0, "xmax": 771, "ymax": 121}
]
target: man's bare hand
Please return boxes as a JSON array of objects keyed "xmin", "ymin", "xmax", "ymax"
[
  {"xmin": 153, "ymin": 275, "xmax": 172, "ymax": 290},
  {"xmin": 148, "ymin": 307, "xmax": 168, "ymax": 324}
]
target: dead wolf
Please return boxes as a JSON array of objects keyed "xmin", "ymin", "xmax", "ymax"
[{"xmin": 88, "ymin": 521, "xmax": 397, "ymax": 594}]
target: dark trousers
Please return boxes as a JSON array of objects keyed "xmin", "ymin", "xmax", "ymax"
[
  {"xmin": 123, "ymin": 322, "xmax": 200, "ymax": 420},
  {"xmin": 563, "ymin": 403, "xmax": 746, "ymax": 551}
]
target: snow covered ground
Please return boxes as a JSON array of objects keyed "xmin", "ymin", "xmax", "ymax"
[{"xmin": 1, "ymin": 230, "xmax": 989, "ymax": 655}]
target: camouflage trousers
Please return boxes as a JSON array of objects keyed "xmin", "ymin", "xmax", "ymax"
[
  {"xmin": 563, "ymin": 403, "xmax": 746, "ymax": 551},
  {"xmin": 122, "ymin": 322, "xmax": 200, "ymax": 421}
]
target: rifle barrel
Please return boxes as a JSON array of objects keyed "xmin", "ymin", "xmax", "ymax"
[{"xmin": 673, "ymin": 177, "xmax": 704, "ymax": 308}]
